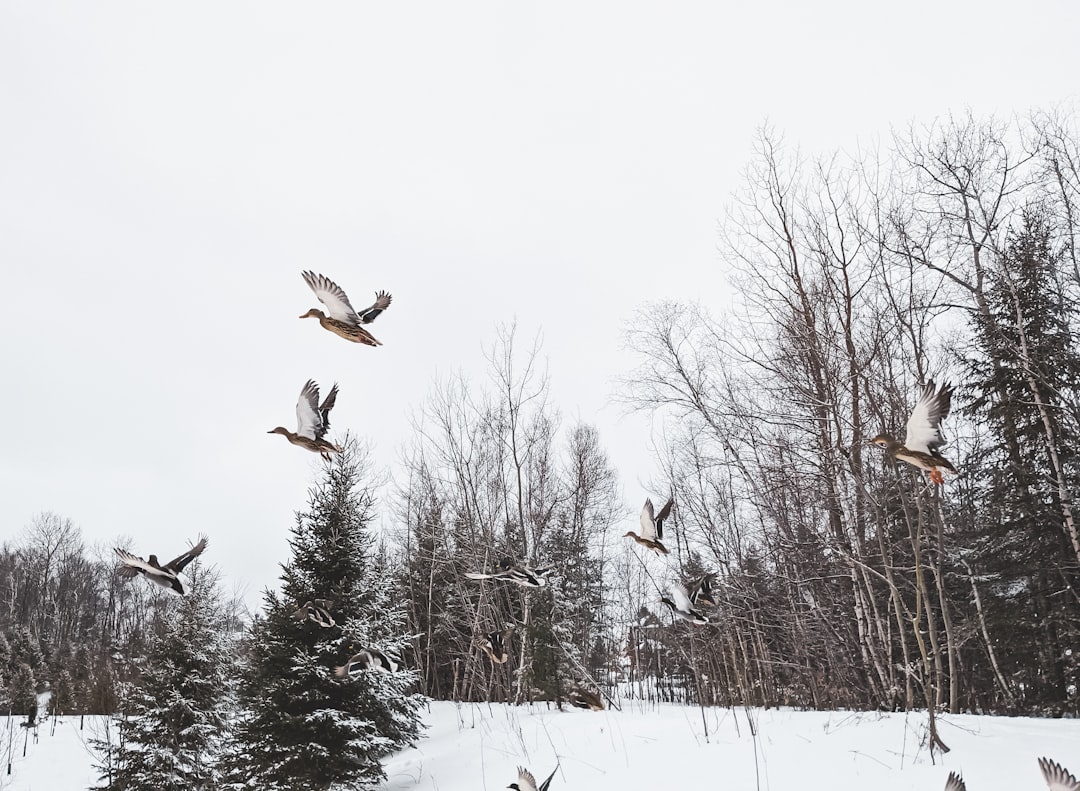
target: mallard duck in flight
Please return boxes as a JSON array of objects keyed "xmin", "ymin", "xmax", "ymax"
[
  {"xmin": 567, "ymin": 686, "xmax": 604, "ymax": 711},
  {"xmin": 480, "ymin": 625, "xmax": 515, "ymax": 664},
  {"xmin": 508, "ymin": 764, "xmax": 558, "ymax": 791},
  {"xmin": 291, "ymin": 599, "xmax": 336, "ymax": 628},
  {"xmin": 685, "ymin": 572, "xmax": 716, "ymax": 608},
  {"xmin": 268, "ymin": 379, "xmax": 342, "ymax": 461},
  {"xmin": 466, "ymin": 558, "xmax": 553, "ymax": 588},
  {"xmin": 300, "ymin": 271, "xmax": 391, "ymax": 347},
  {"xmin": 660, "ymin": 581, "xmax": 709, "ymax": 625},
  {"xmin": 623, "ymin": 496, "xmax": 673, "ymax": 555},
  {"xmin": 871, "ymin": 380, "xmax": 957, "ymax": 485},
  {"xmin": 334, "ymin": 645, "xmax": 400, "ymax": 678},
  {"xmin": 114, "ymin": 535, "xmax": 208, "ymax": 596}
]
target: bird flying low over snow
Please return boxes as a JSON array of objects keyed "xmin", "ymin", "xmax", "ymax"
[
  {"xmin": 508, "ymin": 764, "xmax": 558, "ymax": 791},
  {"xmin": 114, "ymin": 536, "xmax": 208, "ymax": 596},
  {"xmin": 567, "ymin": 686, "xmax": 605, "ymax": 711},
  {"xmin": 1039, "ymin": 757, "xmax": 1079, "ymax": 791},
  {"xmin": 624, "ymin": 496, "xmax": 673, "ymax": 556},
  {"xmin": 268, "ymin": 379, "xmax": 342, "ymax": 461},
  {"xmin": 466, "ymin": 558, "xmax": 553, "ymax": 588},
  {"xmin": 480, "ymin": 625, "xmax": 515, "ymax": 664},
  {"xmin": 291, "ymin": 599, "xmax": 336, "ymax": 628},
  {"xmin": 871, "ymin": 380, "xmax": 958, "ymax": 485},
  {"xmin": 660, "ymin": 581, "xmax": 709, "ymax": 625},
  {"xmin": 944, "ymin": 772, "xmax": 966, "ymax": 791},
  {"xmin": 300, "ymin": 271, "xmax": 391, "ymax": 347},
  {"xmin": 334, "ymin": 646, "xmax": 400, "ymax": 678}
]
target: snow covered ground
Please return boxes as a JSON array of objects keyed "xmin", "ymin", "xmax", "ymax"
[{"xmin": 3, "ymin": 701, "xmax": 1079, "ymax": 790}]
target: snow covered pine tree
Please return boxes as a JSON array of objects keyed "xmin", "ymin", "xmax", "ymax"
[
  {"xmin": 226, "ymin": 439, "xmax": 423, "ymax": 790},
  {"xmin": 95, "ymin": 562, "xmax": 234, "ymax": 791}
]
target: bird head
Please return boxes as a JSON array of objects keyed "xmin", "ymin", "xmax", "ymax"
[
  {"xmin": 299, "ymin": 308, "xmax": 324, "ymax": 320},
  {"xmin": 268, "ymin": 427, "xmax": 289, "ymax": 436},
  {"xmin": 869, "ymin": 434, "xmax": 892, "ymax": 448}
]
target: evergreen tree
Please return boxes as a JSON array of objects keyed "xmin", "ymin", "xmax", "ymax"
[
  {"xmin": 9, "ymin": 662, "xmax": 38, "ymax": 719},
  {"xmin": 227, "ymin": 440, "xmax": 424, "ymax": 790},
  {"xmin": 48, "ymin": 668, "xmax": 75, "ymax": 716},
  {"xmin": 965, "ymin": 205, "xmax": 1080, "ymax": 711},
  {"xmin": 96, "ymin": 563, "xmax": 234, "ymax": 791},
  {"xmin": 8, "ymin": 626, "xmax": 44, "ymax": 679}
]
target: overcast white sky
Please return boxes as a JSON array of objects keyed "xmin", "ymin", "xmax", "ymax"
[{"xmin": 2, "ymin": 1, "xmax": 1078, "ymax": 606}]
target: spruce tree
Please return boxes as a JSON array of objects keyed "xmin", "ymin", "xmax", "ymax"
[
  {"xmin": 227, "ymin": 440, "xmax": 423, "ymax": 790},
  {"xmin": 97, "ymin": 562, "xmax": 234, "ymax": 791},
  {"xmin": 9, "ymin": 662, "xmax": 38, "ymax": 719},
  {"xmin": 965, "ymin": 206, "xmax": 1080, "ymax": 711},
  {"xmin": 47, "ymin": 668, "xmax": 75, "ymax": 716}
]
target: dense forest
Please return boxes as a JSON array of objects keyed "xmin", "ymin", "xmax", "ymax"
[{"xmin": 3, "ymin": 109, "xmax": 1079, "ymax": 788}]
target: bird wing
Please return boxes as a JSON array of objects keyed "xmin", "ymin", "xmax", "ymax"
[
  {"xmin": 356, "ymin": 290, "xmax": 392, "ymax": 323},
  {"xmin": 290, "ymin": 602, "xmax": 311, "ymax": 619},
  {"xmin": 944, "ymin": 773, "xmax": 967, "ymax": 791},
  {"xmin": 516, "ymin": 767, "xmax": 539, "ymax": 791},
  {"xmin": 686, "ymin": 574, "xmax": 713, "ymax": 604},
  {"xmin": 1040, "ymin": 758, "xmax": 1080, "ymax": 791},
  {"xmin": 165, "ymin": 535, "xmax": 208, "ymax": 573},
  {"xmin": 639, "ymin": 498, "xmax": 657, "ymax": 540},
  {"xmin": 316, "ymin": 383, "xmax": 339, "ymax": 441},
  {"xmin": 904, "ymin": 381, "xmax": 953, "ymax": 455},
  {"xmin": 465, "ymin": 571, "xmax": 499, "ymax": 580},
  {"xmin": 670, "ymin": 582, "xmax": 694, "ymax": 612},
  {"xmin": 654, "ymin": 496, "xmax": 674, "ymax": 524},
  {"xmin": 537, "ymin": 765, "xmax": 559, "ymax": 791},
  {"xmin": 296, "ymin": 380, "xmax": 323, "ymax": 440},
  {"xmin": 301, "ymin": 271, "xmax": 361, "ymax": 324},
  {"xmin": 114, "ymin": 548, "xmax": 170, "ymax": 578}
]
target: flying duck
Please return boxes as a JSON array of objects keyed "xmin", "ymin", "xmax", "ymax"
[
  {"xmin": 466, "ymin": 558, "xmax": 553, "ymax": 588},
  {"xmin": 480, "ymin": 626, "xmax": 515, "ymax": 664},
  {"xmin": 686, "ymin": 573, "xmax": 716, "ymax": 608},
  {"xmin": 660, "ymin": 582, "xmax": 709, "ymax": 625},
  {"xmin": 871, "ymin": 380, "xmax": 958, "ymax": 485},
  {"xmin": 508, "ymin": 764, "xmax": 558, "ymax": 791},
  {"xmin": 1039, "ymin": 758, "xmax": 1079, "ymax": 791},
  {"xmin": 567, "ymin": 686, "xmax": 604, "ymax": 711},
  {"xmin": 268, "ymin": 379, "xmax": 342, "ymax": 461},
  {"xmin": 334, "ymin": 646, "xmax": 399, "ymax": 678},
  {"xmin": 114, "ymin": 535, "xmax": 208, "ymax": 596},
  {"xmin": 300, "ymin": 271, "xmax": 391, "ymax": 347},
  {"xmin": 291, "ymin": 599, "xmax": 336, "ymax": 628},
  {"xmin": 623, "ymin": 496, "xmax": 672, "ymax": 556}
]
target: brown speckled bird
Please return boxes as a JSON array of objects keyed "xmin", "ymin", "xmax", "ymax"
[{"xmin": 300, "ymin": 271, "xmax": 391, "ymax": 346}]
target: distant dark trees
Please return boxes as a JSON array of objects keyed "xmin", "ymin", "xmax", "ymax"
[{"xmin": 0, "ymin": 516, "xmax": 148, "ymax": 718}]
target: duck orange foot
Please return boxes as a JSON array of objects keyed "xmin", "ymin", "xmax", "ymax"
[{"xmin": 929, "ymin": 469, "xmax": 944, "ymax": 485}]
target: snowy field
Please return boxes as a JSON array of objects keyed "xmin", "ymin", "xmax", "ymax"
[{"xmin": 4, "ymin": 701, "xmax": 1079, "ymax": 790}]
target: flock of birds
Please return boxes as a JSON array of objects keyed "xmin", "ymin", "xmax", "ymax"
[{"xmin": 103, "ymin": 275, "xmax": 1071, "ymax": 789}]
